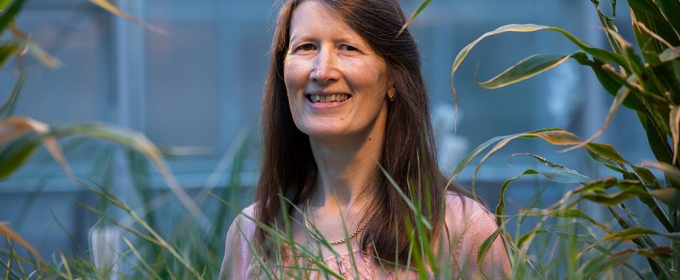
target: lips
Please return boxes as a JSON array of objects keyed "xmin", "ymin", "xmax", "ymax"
[{"xmin": 306, "ymin": 93, "xmax": 352, "ymax": 103}]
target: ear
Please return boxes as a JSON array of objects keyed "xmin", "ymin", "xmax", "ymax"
[{"xmin": 387, "ymin": 81, "xmax": 396, "ymax": 101}]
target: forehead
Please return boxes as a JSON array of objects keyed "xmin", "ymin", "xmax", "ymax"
[{"xmin": 288, "ymin": 1, "xmax": 361, "ymax": 42}]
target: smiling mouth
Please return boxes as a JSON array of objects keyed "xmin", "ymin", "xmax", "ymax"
[{"xmin": 306, "ymin": 94, "xmax": 351, "ymax": 103}]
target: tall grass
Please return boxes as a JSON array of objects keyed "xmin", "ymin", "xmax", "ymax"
[{"xmin": 3, "ymin": 0, "xmax": 680, "ymax": 279}]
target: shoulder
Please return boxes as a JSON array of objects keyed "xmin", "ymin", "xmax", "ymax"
[
  {"xmin": 440, "ymin": 192, "xmax": 511, "ymax": 279},
  {"xmin": 219, "ymin": 203, "xmax": 258, "ymax": 279},
  {"xmin": 227, "ymin": 203, "xmax": 258, "ymax": 241},
  {"xmin": 443, "ymin": 192, "xmax": 496, "ymax": 230}
]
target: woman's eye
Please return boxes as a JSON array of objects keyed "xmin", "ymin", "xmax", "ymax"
[
  {"xmin": 340, "ymin": 45, "xmax": 359, "ymax": 52},
  {"xmin": 298, "ymin": 44, "xmax": 316, "ymax": 51}
]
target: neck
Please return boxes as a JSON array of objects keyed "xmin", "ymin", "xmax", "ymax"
[{"xmin": 308, "ymin": 128, "xmax": 384, "ymax": 209}]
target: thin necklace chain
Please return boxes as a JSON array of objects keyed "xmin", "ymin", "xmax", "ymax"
[{"xmin": 303, "ymin": 197, "xmax": 376, "ymax": 245}]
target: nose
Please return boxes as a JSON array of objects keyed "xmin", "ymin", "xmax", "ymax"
[{"xmin": 310, "ymin": 47, "xmax": 340, "ymax": 83}]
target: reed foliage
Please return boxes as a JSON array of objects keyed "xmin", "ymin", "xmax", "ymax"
[
  {"xmin": 448, "ymin": 0, "xmax": 680, "ymax": 279},
  {"xmin": 2, "ymin": 0, "xmax": 680, "ymax": 279}
]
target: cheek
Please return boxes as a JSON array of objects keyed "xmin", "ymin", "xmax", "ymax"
[{"xmin": 283, "ymin": 61, "xmax": 305, "ymax": 93}]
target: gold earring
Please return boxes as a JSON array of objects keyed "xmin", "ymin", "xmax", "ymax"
[{"xmin": 388, "ymin": 93, "xmax": 394, "ymax": 102}]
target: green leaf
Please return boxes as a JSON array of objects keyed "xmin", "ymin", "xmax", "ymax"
[
  {"xmin": 581, "ymin": 248, "xmax": 637, "ymax": 277},
  {"xmin": 584, "ymin": 142, "xmax": 628, "ymax": 164},
  {"xmin": 0, "ymin": 0, "xmax": 26, "ymax": 34},
  {"xmin": 476, "ymin": 54, "xmax": 570, "ymax": 89},
  {"xmin": 659, "ymin": 46, "xmax": 680, "ymax": 62},
  {"xmin": 476, "ymin": 226, "xmax": 502, "ymax": 269},
  {"xmin": 643, "ymin": 161, "xmax": 680, "ymax": 190},
  {"xmin": 632, "ymin": 165, "xmax": 660, "ymax": 187},
  {"xmin": 398, "ymin": 0, "xmax": 430, "ymax": 36},
  {"xmin": 508, "ymin": 153, "xmax": 591, "ymax": 184},
  {"xmin": 496, "ymin": 169, "xmax": 538, "ymax": 225},
  {"xmin": 519, "ymin": 129, "xmax": 583, "ymax": 145},
  {"xmin": 0, "ymin": 43, "xmax": 16, "ymax": 69},
  {"xmin": 629, "ymin": 0, "xmax": 680, "ymax": 48},
  {"xmin": 448, "ymin": 129, "xmax": 582, "ymax": 189},
  {"xmin": 649, "ymin": 188, "xmax": 680, "ymax": 210},
  {"xmin": 638, "ymin": 112, "xmax": 674, "ymax": 165},
  {"xmin": 0, "ymin": 136, "xmax": 39, "ymax": 179},
  {"xmin": 572, "ymin": 54, "xmax": 646, "ymax": 111},
  {"xmin": 605, "ymin": 28, "xmax": 666, "ymax": 96},
  {"xmin": 0, "ymin": 71, "xmax": 26, "ymax": 118},
  {"xmin": 0, "ymin": 0, "xmax": 11, "ymax": 10},
  {"xmin": 596, "ymin": 227, "xmax": 680, "ymax": 247},
  {"xmin": 656, "ymin": 0, "xmax": 680, "ymax": 39},
  {"xmin": 451, "ymin": 24, "xmax": 627, "ymax": 109}
]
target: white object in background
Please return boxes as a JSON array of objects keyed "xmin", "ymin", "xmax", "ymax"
[
  {"xmin": 90, "ymin": 225, "xmax": 122, "ymax": 280},
  {"xmin": 431, "ymin": 103, "xmax": 470, "ymax": 177}
]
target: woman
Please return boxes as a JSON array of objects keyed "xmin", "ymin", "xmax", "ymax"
[{"xmin": 220, "ymin": 0, "xmax": 511, "ymax": 278}]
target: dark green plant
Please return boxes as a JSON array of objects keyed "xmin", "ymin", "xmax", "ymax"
[{"xmin": 449, "ymin": 0, "xmax": 680, "ymax": 279}]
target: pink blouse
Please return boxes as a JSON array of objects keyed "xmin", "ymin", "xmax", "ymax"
[{"xmin": 220, "ymin": 193, "xmax": 511, "ymax": 279}]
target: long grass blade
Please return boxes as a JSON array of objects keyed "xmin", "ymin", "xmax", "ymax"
[
  {"xmin": 0, "ymin": 223, "xmax": 45, "ymax": 265},
  {"xmin": 88, "ymin": 0, "xmax": 167, "ymax": 36},
  {"xmin": 8, "ymin": 26, "xmax": 61, "ymax": 68},
  {"xmin": 0, "ymin": 72, "xmax": 26, "ymax": 119},
  {"xmin": 397, "ymin": 0, "xmax": 430, "ymax": 37},
  {"xmin": 670, "ymin": 105, "xmax": 680, "ymax": 164}
]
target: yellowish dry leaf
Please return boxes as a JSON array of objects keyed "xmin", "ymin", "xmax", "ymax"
[{"xmin": 0, "ymin": 222, "xmax": 45, "ymax": 265}]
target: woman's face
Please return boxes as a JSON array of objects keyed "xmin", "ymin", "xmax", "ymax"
[{"xmin": 284, "ymin": 0, "xmax": 394, "ymax": 142}]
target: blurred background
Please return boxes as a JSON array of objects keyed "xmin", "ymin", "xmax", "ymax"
[{"xmin": 0, "ymin": 0, "xmax": 653, "ymax": 269}]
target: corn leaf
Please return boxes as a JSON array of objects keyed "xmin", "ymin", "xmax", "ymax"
[
  {"xmin": 638, "ymin": 112, "xmax": 674, "ymax": 166},
  {"xmin": 601, "ymin": 227, "xmax": 680, "ymax": 244},
  {"xmin": 0, "ymin": 0, "xmax": 25, "ymax": 34},
  {"xmin": 580, "ymin": 248, "xmax": 637, "ymax": 277},
  {"xmin": 643, "ymin": 161, "xmax": 680, "ymax": 190},
  {"xmin": 606, "ymin": 28, "xmax": 666, "ymax": 99},
  {"xmin": 584, "ymin": 142, "xmax": 627, "ymax": 164},
  {"xmin": 476, "ymin": 54, "xmax": 570, "ymax": 89},
  {"xmin": 508, "ymin": 153, "xmax": 590, "ymax": 184},
  {"xmin": 571, "ymin": 53, "xmax": 646, "ymax": 111},
  {"xmin": 451, "ymin": 24, "xmax": 627, "ymax": 112},
  {"xmin": 629, "ymin": 0, "xmax": 680, "ymax": 48},
  {"xmin": 655, "ymin": 0, "xmax": 680, "ymax": 39}
]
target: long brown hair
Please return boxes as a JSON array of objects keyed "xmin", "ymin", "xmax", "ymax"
[{"xmin": 255, "ymin": 0, "xmax": 469, "ymax": 266}]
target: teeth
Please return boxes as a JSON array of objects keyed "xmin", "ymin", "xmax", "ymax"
[{"xmin": 309, "ymin": 94, "xmax": 350, "ymax": 103}]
